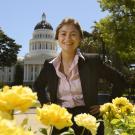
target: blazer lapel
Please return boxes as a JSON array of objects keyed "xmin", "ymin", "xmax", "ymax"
[
  {"xmin": 78, "ymin": 56, "xmax": 97, "ymax": 107},
  {"xmin": 48, "ymin": 63, "xmax": 58, "ymax": 103},
  {"xmin": 78, "ymin": 56, "xmax": 90, "ymax": 106}
]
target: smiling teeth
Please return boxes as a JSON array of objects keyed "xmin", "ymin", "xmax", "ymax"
[{"xmin": 65, "ymin": 43, "xmax": 72, "ymax": 45}]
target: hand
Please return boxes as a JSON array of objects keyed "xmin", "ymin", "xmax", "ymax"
[{"xmin": 89, "ymin": 105, "xmax": 100, "ymax": 116}]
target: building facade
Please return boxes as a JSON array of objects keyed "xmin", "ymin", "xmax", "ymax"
[
  {"xmin": 0, "ymin": 66, "xmax": 15, "ymax": 84},
  {"xmin": 23, "ymin": 13, "xmax": 57, "ymax": 86},
  {"xmin": 0, "ymin": 13, "xmax": 57, "ymax": 86},
  {"xmin": 0, "ymin": 57, "xmax": 23, "ymax": 85}
]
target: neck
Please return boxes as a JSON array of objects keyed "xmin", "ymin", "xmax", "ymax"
[{"xmin": 61, "ymin": 51, "xmax": 76, "ymax": 65}]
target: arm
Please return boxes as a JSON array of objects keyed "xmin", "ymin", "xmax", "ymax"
[
  {"xmin": 98, "ymin": 59, "xmax": 127, "ymax": 100},
  {"xmin": 88, "ymin": 55, "xmax": 127, "ymax": 115},
  {"xmin": 33, "ymin": 60, "xmax": 50, "ymax": 105}
]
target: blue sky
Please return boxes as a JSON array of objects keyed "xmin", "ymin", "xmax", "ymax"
[{"xmin": 0, "ymin": 0, "xmax": 107, "ymax": 57}]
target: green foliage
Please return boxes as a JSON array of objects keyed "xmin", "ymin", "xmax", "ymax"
[
  {"xmin": 0, "ymin": 29, "xmax": 21, "ymax": 67},
  {"xmin": 111, "ymin": 115, "xmax": 135, "ymax": 134},
  {"xmin": 39, "ymin": 128, "xmax": 48, "ymax": 135},
  {"xmin": 14, "ymin": 63, "xmax": 24, "ymax": 85},
  {"xmin": 20, "ymin": 118, "xmax": 28, "ymax": 127},
  {"xmin": 98, "ymin": 0, "xmax": 135, "ymax": 14},
  {"xmin": 96, "ymin": 0, "xmax": 135, "ymax": 64},
  {"xmin": 79, "ymin": 30, "xmax": 99, "ymax": 53},
  {"xmin": 80, "ymin": 37, "xmax": 98, "ymax": 53},
  {"xmin": 60, "ymin": 128, "xmax": 75, "ymax": 135}
]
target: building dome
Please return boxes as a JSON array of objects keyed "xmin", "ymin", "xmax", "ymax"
[{"xmin": 34, "ymin": 13, "xmax": 53, "ymax": 30}]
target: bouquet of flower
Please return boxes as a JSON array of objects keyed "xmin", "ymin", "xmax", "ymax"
[
  {"xmin": 0, "ymin": 85, "xmax": 100, "ymax": 135},
  {"xmin": 100, "ymin": 97, "xmax": 135, "ymax": 135},
  {"xmin": 0, "ymin": 85, "xmax": 38, "ymax": 135},
  {"xmin": 36, "ymin": 103, "xmax": 99, "ymax": 135}
]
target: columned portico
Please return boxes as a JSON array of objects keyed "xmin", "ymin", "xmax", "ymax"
[{"xmin": 23, "ymin": 13, "xmax": 57, "ymax": 86}]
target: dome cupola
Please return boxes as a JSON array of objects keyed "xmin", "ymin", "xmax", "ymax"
[{"xmin": 34, "ymin": 13, "xmax": 53, "ymax": 30}]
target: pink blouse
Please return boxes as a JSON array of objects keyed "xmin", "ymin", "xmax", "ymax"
[{"xmin": 50, "ymin": 52, "xmax": 85, "ymax": 108}]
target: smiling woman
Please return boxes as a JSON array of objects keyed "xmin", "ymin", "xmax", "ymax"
[
  {"xmin": 58, "ymin": 24, "xmax": 80, "ymax": 54},
  {"xmin": 34, "ymin": 17, "xmax": 127, "ymax": 135},
  {"xmin": 55, "ymin": 18, "xmax": 82, "ymax": 77}
]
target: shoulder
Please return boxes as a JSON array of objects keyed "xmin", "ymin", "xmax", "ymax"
[
  {"xmin": 82, "ymin": 53, "xmax": 101, "ymax": 62},
  {"xmin": 41, "ymin": 57, "xmax": 56, "ymax": 70},
  {"xmin": 43, "ymin": 57, "xmax": 55, "ymax": 65},
  {"xmin": 78, "ymin": 53, "xmax": 103, "ymax": 68},
  {"xmin": 82, "ymin": 53, "xmax": 100, "ymax": 58}
]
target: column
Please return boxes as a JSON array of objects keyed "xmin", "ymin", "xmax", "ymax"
[
  {"xmin": 23, "ymin": 64, "xmax": 26, "ymax": 82},
  {"xmin": 26, "ymin": 64, "xmax": 29, "ymax": 82},
  {"xmin": 33, "ymin": 65, "xmax": 35, "ymax": 81}
]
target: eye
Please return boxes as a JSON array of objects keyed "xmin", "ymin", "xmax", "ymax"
[
  {"xmin": 71, "ymin": 33, "xmax": 79, "ymax": 37},
  {"xmin": 61, "ymin": 33, "xmax": 66, "ymax": 36},
  {"xmin": 59, "ymin": 32, "xmax": 66, "ymax": 36},
  {"xmin": 71, "ymin": 33, "xmax": 76, "ymax": 36}
]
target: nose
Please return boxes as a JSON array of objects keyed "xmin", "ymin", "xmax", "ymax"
[{"xmin": 65, "ymin": 34, "xmax": 71, "ymax": 41}]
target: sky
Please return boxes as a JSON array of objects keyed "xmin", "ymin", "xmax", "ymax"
[{"xmin": 0, "ymin": 0, "xmax": 107, "ymax": 57}]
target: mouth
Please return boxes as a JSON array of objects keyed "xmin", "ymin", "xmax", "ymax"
[{"xmin": 64, "ymin": 43, "xmax": 73, "ymax": 46}]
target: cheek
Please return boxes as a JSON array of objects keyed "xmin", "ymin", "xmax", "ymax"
[{"xmin": 76, "ymin": 38, "xmax": 81, "ymax": 44}]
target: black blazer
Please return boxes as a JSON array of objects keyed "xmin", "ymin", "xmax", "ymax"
[{"xmin": 33, "ymin": 53, "xmax": 126, "ymax": 108}]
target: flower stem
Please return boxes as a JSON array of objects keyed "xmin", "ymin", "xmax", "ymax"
[
  {"xmin": 11, "ymin": 110, "xmax": 14, "ymax": 120},
  {"xmin": 49, "ymin": 126, "xmax": 53, "ymax": 135},
  {"xmin": 81, "ymin": 127, "xmax": 85, "ymax": 135}
]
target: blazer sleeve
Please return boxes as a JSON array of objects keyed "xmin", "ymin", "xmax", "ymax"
[
  {"xmin": 97, "ymin": 56, "xmax": 127, "ymax": 100},
  {"xmin": 33, "ymin": 60, "xmax": 50, "ymax": 105}
]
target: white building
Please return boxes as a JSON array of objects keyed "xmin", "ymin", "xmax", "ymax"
[
  {"xmin": 23, "ymin": 13, "xmax": 57, "ymax": 86},
  {"xmin": 0, "ymin": 66, "xmax": 15, "ymax": 84},
  {"xmin": 0, "ymin": 13, "xmax": 57, "ymax": 86},
  {"xmin": 0, "ymin": 57, "xmax": 23, "ymax": 85}
]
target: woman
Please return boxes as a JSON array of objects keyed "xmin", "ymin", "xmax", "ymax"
[{"xmin": 34, "ymin": 18, "xmax": 126, "ymax": 135}]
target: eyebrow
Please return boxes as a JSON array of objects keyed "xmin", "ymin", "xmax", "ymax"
[{"xmin": 59, "ymin": 30, "xmax": 78, "ymax": 33}]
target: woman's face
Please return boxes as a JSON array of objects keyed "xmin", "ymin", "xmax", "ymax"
[{"xmin": 58, "ymin": 24, "xmax": 81, "ymax": 54}]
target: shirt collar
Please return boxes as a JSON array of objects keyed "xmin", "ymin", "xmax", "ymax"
[{"xmin": 49, "ymin": 50, "xmax": 85, "ymax": 64}]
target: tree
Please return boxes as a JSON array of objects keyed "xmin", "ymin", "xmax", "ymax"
[
  {"xmin": 14, "ymin": 63, "xmax": 24, "ymax": 85},
  {"xmin": 0, "ymin": 29, "xmax": 21, "ymax": 67},
  {"xmin": 95, "ymin": 0, "xmax": 135, "ymax": 68},
  {"xmin": 79, "ymin": 30, "xmax": 99, "ymax": 53}
]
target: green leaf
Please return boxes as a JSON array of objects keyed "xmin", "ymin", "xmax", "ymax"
[
  {"xmin": 32, "ymin": 101, "xmax": 41, "ymax": 107},
  {"xmin": 21, "ymin": 118, "xmax": 28, "ymax": 127},
  {"xmin": 60, "ymin": 128, "xmax": 75, "ymax": 135},
  {"xmin": 111, "ymin": 119, "xmax": 120, "ymax": 125},
  {"xmin": 28, "ymin": 127, "xmax": 32, "ymax": 131},
  {"xmin": 39, "ymin": 128, "xmax": 48, "ymax": 135}
]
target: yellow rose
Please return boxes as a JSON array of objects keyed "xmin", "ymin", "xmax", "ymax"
[
  {"xmin": 15, "ymin": 127, "xmax": 34, "ymax": 135},
  {"xmin": 2, "ymin": 86, "xmax": 10, "ymax": 92},
  {"xmin": 121, "ymin": 103, "xmax": 133, "ymax": 114},
  {"xmin": 36, "ymin": 103, "xmax": 73, "ymax": 129},
  {"xmin": 0, "ymin": 118, "xmax": 34, "ymax": 135},
  {"xmin": 0, "ymin": 95, "xmax": 12, "ymax": 112},
  {"xmin": 100, "ymin": 103, "xmax": 117, "ymax": 118},
  {"xmin": 0, "ymin": 110, "xmax": 12, "ymax": 120},
  {"xmin": 112, "ymin": 97, "xmax": 130, "ymax": 108},
  {"xmin": 0, "ymin": 85, "xmax": 37, "ymax": 112},
  {"xmin": 74, "ymin": 113, "xmax": 99, "ymax": 135}
]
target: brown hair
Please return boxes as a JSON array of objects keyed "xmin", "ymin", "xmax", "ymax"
[{"xmin": 55, "ymin": 18, "xmax": 83, "ymax": 40}]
